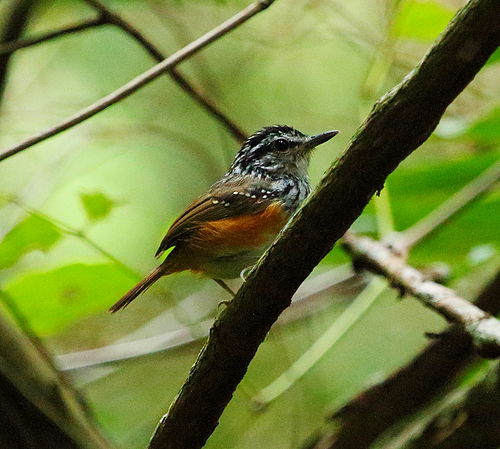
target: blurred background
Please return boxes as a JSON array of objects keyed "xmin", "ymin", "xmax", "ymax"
[{"xmin": 0, "ymin": 0, "xmax": 499, "ymax": 448}]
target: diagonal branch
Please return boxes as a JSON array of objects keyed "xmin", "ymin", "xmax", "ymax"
[
  {"xmin": 0, "ymin": 1, "xmax": 247, "ymax": 142},
  {"xmin": 308, "ymin": 272, "xmax": 500, "ymax": 449},
  {"xmin": 0, "ymin": 310, "xmax": 116, "ymax": 449},
  {"xmin": 398, "ymin": 362, "xmax": 500, "ymax": 449},
  {"xmin": 0, "ymin": 0, "xmax": 273, "ymax": 163},
  {"xmin": 343, "ymin": 232, "xmax": 500, "ymax": 358},
  {"xmin": 147, "ymin": 1, "xmax": 500, "ymax": 448},
  {"xmin": 82, "ymin": 0, "xmax": 247, "ymax": 142}
]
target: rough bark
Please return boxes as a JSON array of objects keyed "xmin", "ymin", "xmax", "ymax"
[{"xmin": 147, "ymin": 1, "xmax": 500, "ymax": 448}]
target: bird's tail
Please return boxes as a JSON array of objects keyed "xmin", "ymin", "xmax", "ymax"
[{"xmin": 109, "ymin": 264, "xmax": 172, "ymax": 313}]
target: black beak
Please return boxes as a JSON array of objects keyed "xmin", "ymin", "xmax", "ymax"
[{"xmin": 308, "ymin": 130, "xmax": 339, "ymax": 147}]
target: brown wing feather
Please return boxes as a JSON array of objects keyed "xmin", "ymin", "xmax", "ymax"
[{"xmin": 155, "ymin": 176, "xmax": 276, "ymax": 257}]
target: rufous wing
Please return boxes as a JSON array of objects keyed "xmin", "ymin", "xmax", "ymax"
[{"xmin": 155, "ymin": 176, "xmax": 279, "ymax": 257}]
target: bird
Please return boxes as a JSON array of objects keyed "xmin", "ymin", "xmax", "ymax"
[{"xmin": 109, "ymin": 125, "xmax": 338, "ymax": 312}]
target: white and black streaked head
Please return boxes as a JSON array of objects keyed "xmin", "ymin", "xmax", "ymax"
[{"xmin": 227, "ymin": 125, "xmax": 338, "ymax": 179}]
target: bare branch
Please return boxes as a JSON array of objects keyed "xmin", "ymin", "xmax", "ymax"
[
  {"xmin": 0, "ymin": 16, "xmax": 106, "ymax": 57},
  {"xmin": 308, "ymin": 272, "xmax": 500, "ymax": 449},
  {"xmin": 82, "ymin": 0, "xmax": 247, "ymax": 142},
  {"xmin": 343, "ymin": 232, "xmax": 500, "ymax": 358},
  {"xmin": 147, "ymin": 1, "xmax": 500, "ymax": 448},
  {"xmin": 0, "ymin": 0, "xmax": 273, "ymax": 163}
]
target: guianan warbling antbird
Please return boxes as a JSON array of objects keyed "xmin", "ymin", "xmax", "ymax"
[{"xmin": 109, "ymin": 125, "xmax": 338, "ymax": 312}]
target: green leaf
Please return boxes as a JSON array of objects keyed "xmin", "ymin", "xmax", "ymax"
[
  {"xmin": 486, "ymin": 47, "xmax": 500, "ymax": 66},
  {"xmin": 0, "ymin": 215, "xmax": 61, "ymax": 269},
  {"xmin": 80, "ymin": 191, "xmax": 117, "ymax": 222},
  {"xmin": 393, "ymin": 0, "xmax": 455, "ymax": 42},
  {"xmin": 466, "ymin": 106, "xmax": 500, "ymax": 146},
  {"xmin": 4, "ymin": 263, "xmax": 135, "ymax": 335}
]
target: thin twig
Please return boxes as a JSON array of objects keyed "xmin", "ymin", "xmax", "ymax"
[
  {"xmin": 82, "ymin": 0, "xmax": 247, "ymax": 142},
  {"xmin": 343, "ymin": 232, "xmax": 500, "ymax": 358},
  {"xmin": 0, "ymin": 16, "xmax": 106, "ymax": 56},
  {"xmin": 0, "ymin": 0, "xmax": 246, "ymax": 142},
  {"xmin": 0, "ymin": 0, "xmax": 274, "ymax": 163}
]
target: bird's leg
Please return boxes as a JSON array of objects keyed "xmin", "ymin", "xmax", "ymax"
[{"xmin": 213, "ymin": 279, "xmax": 236, "ymax": 309}]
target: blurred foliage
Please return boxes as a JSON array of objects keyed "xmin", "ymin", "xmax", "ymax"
[
  {"xmin": 5, "ymin": 263, "xmax": 133, "ymax": 334},
  {"xmin": 0, "ymin": 0, "xmax": 499, "ymax": 448},
  {"xmin": 79, "ymin": 191, "xmax": 118, "ymax": 222},
  {"xmin": 392, "ymin": 0, "xmax": 454, "ymax": 41},
  {"xmin": 0, "ymin": 214, "xmax": 61, "ymax": 269}
]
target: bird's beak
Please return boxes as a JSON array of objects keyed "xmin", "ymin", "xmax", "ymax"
[{"xmin": 308, "ymin": 130, "xmax": 339, "ymax": 148}]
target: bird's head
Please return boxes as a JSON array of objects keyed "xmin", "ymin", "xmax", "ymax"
[{"xmin": 228, "ymin": 125, "xmax": 338, "ymax": 179}]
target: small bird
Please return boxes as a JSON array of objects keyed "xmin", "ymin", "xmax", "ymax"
[{"xmin": 109, "ymin": 125, "xmax": 338, "ymax": 312}]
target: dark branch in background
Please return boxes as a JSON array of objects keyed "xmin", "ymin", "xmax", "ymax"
[
  {"xmin": 307, "ymin": 272, "xmax": 500, "ymax": 449},
  {"xmin": 401, "ymin": 362, "xmax": 500, "ymax": 449},
  {"xmin": 0, "ymin": 0, "xmax": 271, "ymax": 163},
  {"xmin": 147, "ymin": 1, "xmax": 500, "ymax": 448},
  {"xmin": 0, "ymin": 16, "xmax": 106, "ymax": 57},
  {"xmin": 82, "ymin": 0, "xmax": 247, "ymax": 142},
  {"xmin": 343, "ymin": 232, "xmax": 500, "ymax": 358},
  {"xmin": 0, "ymin": 370, "xmax": 79, "ymax": 449},
  {"xmin": 0, "ymin": 312, "xmax": 115, "ymax": 449},
  {"xmin": 0, "ymin": 0, "xmax": 35, "ymax": 101},
  {"xmin": 0, "ymin": 1, "xmax": 247, "ymax": 142}
]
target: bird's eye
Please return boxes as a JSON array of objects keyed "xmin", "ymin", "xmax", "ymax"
[{"xmin": 273, "ymin": 138, "xmax": 288, "ymax": 151}]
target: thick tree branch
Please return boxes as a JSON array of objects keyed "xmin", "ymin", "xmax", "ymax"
[
  {"xmin": 251, "ymin": 159, "xmax": 499, "ymax": 407},
  {"xmin": 343, "ymin": 232, "xmax": 500, "ymax": 358},
  {"xmin": 0, "ymin": 0, "xmax": 272, "ymax": 163},
  {"xmin": 147, "ymin": 1, "xmax": 500, "ymax": 448},
  {"xmin": 307, "ymin": 272, "xmax": 500, "ymax": 449},
  {"xmin": 82, "ymin": 0, "xmax": 247, "ymax": 142},
  {"xmin": 0, "ymin": 16, "xmax": 106, "ymax": 57}
]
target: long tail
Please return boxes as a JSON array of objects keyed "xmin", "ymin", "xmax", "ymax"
[{"xmin": 109, "ymin": 264, "xmax": 170, "ymax": 313}]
